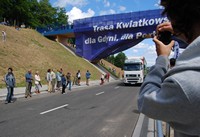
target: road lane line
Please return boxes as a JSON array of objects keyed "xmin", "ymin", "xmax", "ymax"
[
  {"xmin": 96, "ymin": 92, "xmax": 105, "ymax": 96},
  {"xmin": 40, "ymin": 104, "xmax": 69, "ymax": 115},
  {"xmin": 115, "ymin": 86, "xmax": 119, "ymax": 89}
]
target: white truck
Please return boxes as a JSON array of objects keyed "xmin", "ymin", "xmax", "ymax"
[{"xmin": 123, "ymin": 57, "xmax": 147, "ymax": 85}]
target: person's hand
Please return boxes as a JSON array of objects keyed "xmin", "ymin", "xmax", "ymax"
[
  {"xmin": 157, "ymin": 22, "xmax": 174, "ymax": 34},
  {"xmin": 153, "ymin": 36, "xmax": 175, "ymax": 57}
]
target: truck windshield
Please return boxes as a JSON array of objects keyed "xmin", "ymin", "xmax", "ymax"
[{"xmin": 124, "ymin": 63, "xmax": 142, "ymax": 71}]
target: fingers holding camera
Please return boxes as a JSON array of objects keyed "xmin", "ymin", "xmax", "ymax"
[
  {"xmin": 153, "ymin": 36, "xmax": 175, "ymax": 57},
  {"xmin": 157, "ymin": 22, "xmax": 174, "ymax": 34}
]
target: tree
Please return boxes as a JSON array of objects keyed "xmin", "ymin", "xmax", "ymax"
[
  {"xmin": 106, "ymin": 55, "xmax": 115, "ymax": 64},
  {"xmin": 106, "ymin": 52, "xmax": 127, "ymax": 69},
  {"xmin": 37, "ymin": 0, "xmax": 56, "ymax": 27},
  {"xmin": 0, "ymin": 0, "xmax": 68, "ymax": 28},
  {"xmin": 54, "ymin": 7, "xmax": 68, "ymax": 26},
  {"xmin": 0, "ymin": 0, "xmax": 13, "ymax": 24},
  {"xmin": 114, "ymin": 52, "xmax": 127, "ymax": 69},
  {"xmin": 27, "ymin": 0, "xmax": 40, "ymax": 28}
]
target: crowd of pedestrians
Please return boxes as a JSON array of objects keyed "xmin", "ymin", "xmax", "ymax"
[{"xmin": 2, "ymin": 68, "xmax": 95, "ymax": 104}]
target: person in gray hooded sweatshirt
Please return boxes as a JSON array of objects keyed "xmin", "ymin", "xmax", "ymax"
[{"xmin": 138, "ymin": 0, "xmax": 200, "ymax": 137}]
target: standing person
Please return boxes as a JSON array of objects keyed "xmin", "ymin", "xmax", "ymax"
[
  {"xmin": 138, "ymin": 1, "xmax": 200, "ymax": 136},
  {"xmin": 51, "ymin": 69, "xmax": 56, "ymax": 93},
  {"xmin": 4, "ymin": 68, "xmax": 15, "ymax": 104},
  {"xmin": 34, "ymin": 71, "xmax": 41, "ymax": 94},
  {"xmin": 66, "ymin": 72, "xmax": 72, "ymax": 91},
  {"xmin": 100, "ymin": 74, "xmax": 104, "ymax": 85},
  {"xmin": 46, "ymin": 69, "xmax": 52, "ymax": 93},
  {"xmin": 85, "ymin": 70, "xmax": 91, "ymax": 86},
  {"xmin": 2, "ymin": 31, "xmax": 6, "ymax": 42},
  {"xmin": 56, "ymin": 69, "xmax": 62, "ymax": 91},
  {"xmin": 72, "ymin": 74, "xmax": 77, "ymax": 86},
  {"xmin": 106, "ymin": 72, "xmax": 110, "ymax": 82},
  {"xmin": 60, "ymin": 68, "xmax": 63, "ymax": 74},
  {"xmin": 25, "ymin": 69, "xmax": 33, "ymax": 98},
  {"xmin": 76, "ymin": 70, "xmax": 81, "ymax": 86},
  {"xmin": 61, "ymin": 74, "xmax": 66, "ymax": 94}
]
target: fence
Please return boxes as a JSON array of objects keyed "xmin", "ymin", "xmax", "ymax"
[
  {"xmin": 156, "ymin": 120, "xmax": 171, "ymax": 137},
  {"xmin": 36, "ymin": 24, "xmax": 74, "ymax": 34}
]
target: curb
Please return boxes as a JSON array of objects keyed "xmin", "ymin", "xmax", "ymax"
[
  {"xmin": 132, "ymin": 113, "xmax": 145, "ymax": 137},
  {"xmin": 132, "ymin": 113, "xmax": 156, "ymax": 137}
]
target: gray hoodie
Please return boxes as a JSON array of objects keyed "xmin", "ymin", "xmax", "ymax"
[{"xmin": 138, "ymin": 36, "xmax": 200, "ymax": 137}]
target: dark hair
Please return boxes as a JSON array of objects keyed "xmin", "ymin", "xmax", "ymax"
[
  {"xmin": 170, "ymin": 58, "xmax": 176, "ymax": 67},
  {"xmin": 47, "ymin": 69, "xmax": 51, "ymax": 72},
  {"xmin": 8, "ymin": 67, "xmax": 13, "ymax": 71},
  {"xmin": 161, "ymin": 0, "xmax": 200, "ymax": 42}
]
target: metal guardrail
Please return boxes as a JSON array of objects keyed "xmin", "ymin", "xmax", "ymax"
[
  {"xmin": 166, "ymin": 123, "xmax": 171, "ymax": 137},
  {"xmin": 156, "ymin": 120, "xmax": 164, "ymax": 137},
  {"xmin": 156, "ymin": 120, "xmax": 171, "ymax": 137},
  {"xmin": 36, "ymin": 24, "xmax": 74, "ymax": 35},
  {"xmin": 132, "ymin": 114, "xmax": 171, "ymax": 137}
]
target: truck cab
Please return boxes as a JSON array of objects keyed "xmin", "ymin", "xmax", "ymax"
[{"xmin": 123, "ymin": 57, "xmax": 147, "ymax": 85}]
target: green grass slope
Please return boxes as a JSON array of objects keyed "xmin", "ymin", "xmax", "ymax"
[{"xmin": 0, "ymin": 25, "xmax": 101, "ymax": 88}]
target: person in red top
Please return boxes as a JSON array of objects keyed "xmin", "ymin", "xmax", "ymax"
[{"xmin": 106, "ymin": 72, "xmax": 110, "ymax": 82}]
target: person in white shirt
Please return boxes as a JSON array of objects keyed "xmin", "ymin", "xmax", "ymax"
[
  {"xmin": 2, "ymin": 31, "xmax": 6, "ymax": 42},
  {"xmin": 46, "ymin": 69, "xmax": 52, "ymax": 93},
  {"xmin": 76, "ymin": 70, "xmax": 81, "ymax": 86},
  {"xmin": 51, "ymin": 69, "xmax": 56, "ymax": 92},
  {"xmin": 34, "ymin": 71, "xmax": 41, "ymax": 94}
]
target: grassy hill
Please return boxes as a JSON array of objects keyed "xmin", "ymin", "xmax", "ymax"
[
  {"xmin": 0, "ymin": 25, "xmax": 101, "ymax": 88},
  {"xmin": 100, "ymin": 59, "xmax": 124, "ymax": 78}
]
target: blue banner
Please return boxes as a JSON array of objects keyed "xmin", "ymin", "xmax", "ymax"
[{"xmin": 74, "ymin": 9, "xmax": 167, "ymax": 61}]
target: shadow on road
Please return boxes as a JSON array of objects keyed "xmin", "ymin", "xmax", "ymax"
[
  {"xmin": 117, "ymin": 82, "xmax": 141, "ymax": 87},
  {"xmin": 132, "ymin": 109, "xmax": 140, "ymax": 114}
]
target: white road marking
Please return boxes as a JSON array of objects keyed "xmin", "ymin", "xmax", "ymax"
[
  {"xmin": 115, "ymin": 86, "xmax": 119, "ymax": 89},
  {"xmin": 40, "ymin": 104, "xmax": 69, "ymax": 115},
  {"xmin": 96, "ymin": 92, "xmax": 105, "ymax": 96}
]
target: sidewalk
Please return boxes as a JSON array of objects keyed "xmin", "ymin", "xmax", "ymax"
[{"xmin": 0, "ymin": 80, "xmax": 109, "ymax": 101}]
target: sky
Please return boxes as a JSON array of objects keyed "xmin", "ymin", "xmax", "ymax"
[{"xmin": 49, "ymin": 0, "xmax": 165, "ymax": 66}]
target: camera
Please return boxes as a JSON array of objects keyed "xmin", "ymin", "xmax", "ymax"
[{"xmin": 157, "ymin": 31, "xmax": 172, "ymax": 45}]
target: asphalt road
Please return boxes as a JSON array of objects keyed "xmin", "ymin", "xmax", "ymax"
[{"xmin": 0, "ymin": 82, "xmax": 141, "ymax": 137}]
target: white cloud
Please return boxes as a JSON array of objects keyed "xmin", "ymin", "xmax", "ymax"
[
  {"xmin": 147, "ymin": 45, "xmax": 156, "ymax": 55},
  {"xmin": 133, "ymin": 49, "xmax": 138, "ymax": 53},
  {"xmin": 99, "ymin": 9, "xmax": 116, "ymax": 16},
  {"xmin": 125, "ymin": 42, "xmax": 157, "ymax": 66},
  {"xmin": 154, "ymin": 0, "xmax": 163, "ymax": 9},
  {"xmin": 66, "ymin": 7, "xmax": 95, "ymax": 23},
  {"xmin": 119, "ymin": 6, "xmax": 126, "ymax": 11},
  {"xmin": 134, "ymin": 43, "xmax": 150, "ymax": 49},
  {"xmin": 54, "ymin": 0, "xmax": 87, "ymax": 7},
  {"xmin": 103, "ymin": 0, "xmax": 110, "ymax": 7}
]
